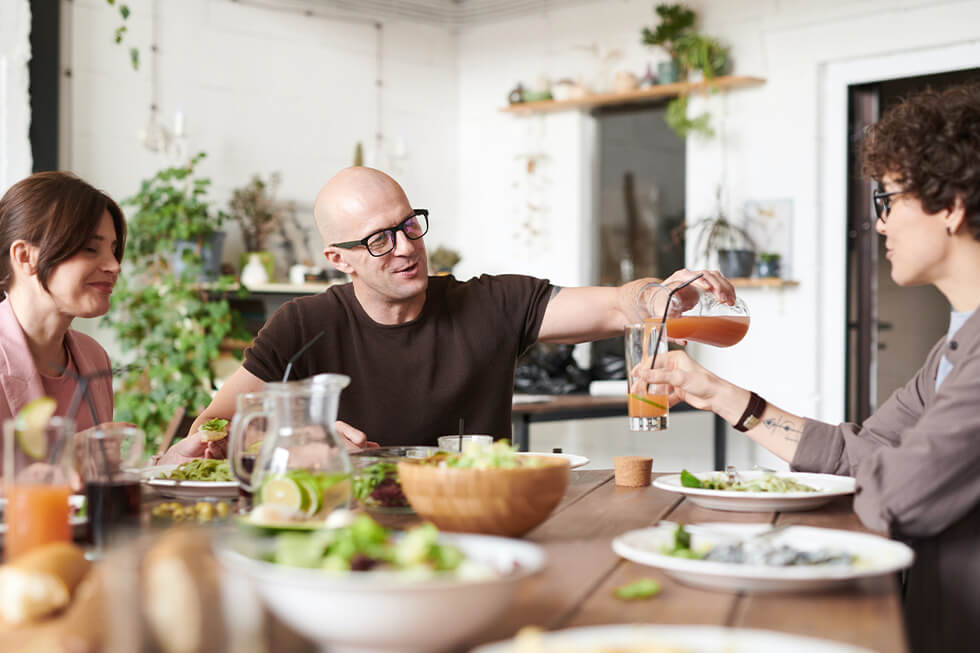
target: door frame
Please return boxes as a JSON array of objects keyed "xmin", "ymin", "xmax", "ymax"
[{"xmin": 816, "ymin": 41, "xmax": 980, "ymax": 423}]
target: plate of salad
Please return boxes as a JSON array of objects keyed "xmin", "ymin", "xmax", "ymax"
[
  {"xmin": 612, "ymin": 522, "xmax": 913, "ymax": 593},
  {"xmin": 350, "ymin": 446, "xmax": 437, "ymax": 514},
  {"xmin": 653, "ymin": 469, "xmax": 855, "ymax": 512},
  {"xmin": 141, "ymin": 459, "xmax": 240, "ymax": 499}
]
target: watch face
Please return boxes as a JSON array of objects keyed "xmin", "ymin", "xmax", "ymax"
[{"xmin": 743, "ymin": 415, "xmax": 761, "ymax": 431}]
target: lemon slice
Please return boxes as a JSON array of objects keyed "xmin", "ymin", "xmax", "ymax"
[
  {"xmin": 15, "ymin": 397, "xmax": 57, "ymax": 460},
  {"xmin": 260, "ymin": 477, "xmax": 309, "ymax": 513}
]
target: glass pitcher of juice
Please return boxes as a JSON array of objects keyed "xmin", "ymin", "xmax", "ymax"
[
  {"xmin": 638, "ymin": 281, "xmax": 750, "ymax": 347},
  {"xmin": 229, "ymin": 374, "xmax": 352, "ymax": 523},
  {"xmin": 3, "ymin": 416, "xmax": 75, "ymax": 559}
]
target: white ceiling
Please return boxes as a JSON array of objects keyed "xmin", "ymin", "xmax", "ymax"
[{"xmin": 243, "ymin": 0, "xmax": 603, "ymax": 27}]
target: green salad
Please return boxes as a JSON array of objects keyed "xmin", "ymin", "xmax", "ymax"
[
  {"xmin": 267, "ymin": 514, "xmax": 494, "ymax": 580},
  {"xmin": 680, "ymin": 469, "xmax": 817, "ymax": 493},
  {"xmin": 423, "ymin": 440, "xmax": 542, "ymax": 470},
  {"xmin": 163, "ymin": 459, "xmax": 233, "ymax": 482}
]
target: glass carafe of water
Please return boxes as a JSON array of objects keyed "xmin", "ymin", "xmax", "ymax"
[{"xmin": 229, "ymin": 374, "xmax": 352, "ymax": 522}]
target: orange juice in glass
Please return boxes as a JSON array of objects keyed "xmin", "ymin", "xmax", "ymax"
[
  {"xmin": 625, "ymin": 322, "xmax": 669, "ymax": 431},
  {"xmin": 3, "ymin": 416, "xmax": 75, "ymax": 559}
]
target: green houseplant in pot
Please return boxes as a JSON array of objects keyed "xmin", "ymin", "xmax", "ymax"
[
  {"xmin": 104, "ymin": 153, "xmax": 248, "ymax": 452},
  {"xmin": 688, "ymin": 188, "xmax": 757, "ymax": 278},
  {"xmin": 228, "ymin": 172, "xmax": 284, "ymax": 283},
  {"xmin": 642, "ymin": 3, "xmax": 730, "ymax": 138}
]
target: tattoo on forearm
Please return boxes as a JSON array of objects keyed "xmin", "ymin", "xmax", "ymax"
[
  {"xmin": 549, "ymin": 285, "xmax": 562, "ymax": 301},
  {"xmin": 762, "ymin": 416, "xmax": 803, "ymax": 443}
]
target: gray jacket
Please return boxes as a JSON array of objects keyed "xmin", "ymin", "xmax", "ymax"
[{"xmin": 792, "ymin": 310, "xmax": 980, "ymax": 653}]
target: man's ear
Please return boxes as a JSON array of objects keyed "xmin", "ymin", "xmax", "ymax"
[
  {"xmin": 324, "ymin": 248, "xmax": 353, "ymax": 275},
  {"xmin": 9, "ymin": 240, "xmax": 39, "ymax": 276}
]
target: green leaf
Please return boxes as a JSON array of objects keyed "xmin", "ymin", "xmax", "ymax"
[
  {"xmin": 129, "ymin": 47, "xmax": 139, "ymax": 70},
  {"xmin": 614, "ymin": 578, "xmax": 661, "ymax": 600},
  {"xmin": 114, "ymin": 25, "xmax": 127, "ymax": 43},
  {"xmin": 119, "ymin": 4, "xmax": 130, "ymax": 19},
  {"xmin": 680, "ymin": 469, "xmax": 703, "ymax": 488}
]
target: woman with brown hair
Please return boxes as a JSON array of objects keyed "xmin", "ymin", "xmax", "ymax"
[
  {"xmin": 644, "ymin": 83, "xmax": 980, "ymax": 652},
  {"xmin": 0, "ymin": 171, "xmax": 126, "ymax": 431}
]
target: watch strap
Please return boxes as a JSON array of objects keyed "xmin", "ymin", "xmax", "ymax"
[{"xmin": 734, "ymin": 391, "xmax": 767, "ymax": 432}]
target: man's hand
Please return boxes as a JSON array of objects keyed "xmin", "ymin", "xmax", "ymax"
[
  {"xmin": 158, "ymin": 430, "xmax": 226, "ymax": 465},
  {"xmin": 335, "ymin": 420, "xmax": 380, "ymax": 451}
]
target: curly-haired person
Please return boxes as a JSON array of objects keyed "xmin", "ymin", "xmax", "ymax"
[{"xmin": 640, "ymin": 83, "xmax": 980, "ymax": 652}]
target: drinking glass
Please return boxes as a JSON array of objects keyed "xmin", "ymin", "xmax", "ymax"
[
  {"xmin": 437, "ymin": 435, "xmax": 493, "ymax": 452},
  {"xmin": 228, "ymin": 391, "xmax": 267, "ymax": 512},
  {"xmin": 2, "ymin": 416, "xmax": 75, "ymax": 559},
  {"xmin": 640, "ymin": 282, "xmax": 750, "ymax": 347},
  {"xmin": 625, "ymin": 322, "xmax": 669, "ymax": 431},
  {"xmin": 80, "ymin": 424, "xmax": 144, "ymax": 554}
]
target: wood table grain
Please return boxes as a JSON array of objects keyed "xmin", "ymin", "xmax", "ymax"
[{"xmin": 465, "ymin": 470, "xmax": 907, "ymax": 652}]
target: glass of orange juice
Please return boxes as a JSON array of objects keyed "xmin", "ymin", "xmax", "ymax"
[
  {"xmin": 625, "ymin": 322, "xmax": 669, "ymax": 431},
  {"xmin": 2, "ymin": 416, "xmax": 75, "ymax": 559}
]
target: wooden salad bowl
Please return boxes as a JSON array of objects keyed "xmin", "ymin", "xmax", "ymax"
[{"xmin": 396, "ymin": 456, "xmax": 570, "ymax": 537}]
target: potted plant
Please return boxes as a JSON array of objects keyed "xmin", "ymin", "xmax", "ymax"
[
  {"xmin": 641, "ymin": 3, "xmax": 695, "ymax": 84},
  {"xmin": 641, "ymin": 3, "xmax": 730, "ymax": 138},
  {"xmin": 688, "ymin": 189, "xmax": 757, "ymax": 278},
  {"xmin": 228, "ymin": 172, "xmax": 284, "ymax": 282},
  {"xmin": 756, "ymin": 252, "xmax": 781, "ymax": 278},
  {"xmin": 429, "ymin": 246, "xmax": 461, "ymax": 276},
  {"xmin": 125, "ymin": 152, "xmax": 227, "ymax": 281},
  {"xmin": 104, "ymin": 154, "xmax": 248, "ymax": 452}
]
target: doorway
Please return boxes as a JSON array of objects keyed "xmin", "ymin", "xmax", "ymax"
[{"xmin": 845, "ymin": 68, "xmax": 980, "ymax": 422}]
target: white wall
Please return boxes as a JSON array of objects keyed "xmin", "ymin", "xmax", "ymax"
[
  {"xmin": 63, "ymin": 0, "xmax": 460, "ymax": 271},
  {"xmin": 0, "ymin": 0, "xmax": 32, "ymax": 191}
]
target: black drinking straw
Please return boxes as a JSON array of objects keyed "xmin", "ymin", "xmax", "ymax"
[
  {"xmin": 649, "ymin": 273, "xmax": 704, "ymax": 371},
  {"xmin": 457, "ymin": 418, "xmax": 464, "ymax": 452},
  {"xmin": 282, "ymin": 331, "xmax": 326, "ymax": 382},
  {"xmin": 52, "ymin": 367, "xmax": 115, "ymax": 471}
]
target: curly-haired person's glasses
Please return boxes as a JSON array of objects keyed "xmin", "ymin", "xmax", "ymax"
[
  {"xmin": 330, "ymin": 209, "xmax": 429, "ymax": 257},
  {"xmin": 872, "ymin": 188, "xmax": 907, "ymax": 223}
]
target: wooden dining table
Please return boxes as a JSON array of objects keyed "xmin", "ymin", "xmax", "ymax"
[{"xmin": 462, "ymin": 470, "xmax": 908, "ymax": 652}]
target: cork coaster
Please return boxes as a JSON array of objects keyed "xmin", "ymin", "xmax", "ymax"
[{"xmin": 614, "ymin": 456, "xmax": 653, "ymax": 487}]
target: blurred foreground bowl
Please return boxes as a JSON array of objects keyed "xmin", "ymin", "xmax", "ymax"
[
  {"xmin": 397, "ymin": 456, "xmax": 569, "ymax": 537},
  {"xmin": 216, "ymin": 531, "xmax": 545, "ymax": 653}
]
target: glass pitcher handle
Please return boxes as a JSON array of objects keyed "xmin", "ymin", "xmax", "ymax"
[{"xmin": 228, "ymin": 405, "xmax": 266, "ymax": 493}]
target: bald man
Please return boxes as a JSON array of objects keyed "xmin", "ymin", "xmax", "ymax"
[{"xmin": 162, "ymin": 167, "xmax": 734, "ymax": 461}]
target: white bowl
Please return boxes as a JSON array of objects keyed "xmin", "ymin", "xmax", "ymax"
[{"xmin": 216, "ymin": 532, "xmax": 546, "ymax": 653}]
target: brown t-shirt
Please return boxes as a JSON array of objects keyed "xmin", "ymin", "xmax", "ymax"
[{"xmin": 243, "ymin": 274, "xmax": 554, "ymax": 446}]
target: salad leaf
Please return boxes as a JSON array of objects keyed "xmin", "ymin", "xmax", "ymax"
[
  {"xmin": 202, "ymin": 418, "xmax": 229, "ymax": 431},
  {"xmin": 680, "ymin": 469, "xmax": 703, "ymax": 488},
  {"xmin": 614, "ymin": 578, "xmax": 661, "ymax": 600}
]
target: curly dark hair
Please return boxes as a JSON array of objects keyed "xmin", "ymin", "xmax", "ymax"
[{"xmin": 861, "ymin": 82, "xmax": 980, "ymax": 240}]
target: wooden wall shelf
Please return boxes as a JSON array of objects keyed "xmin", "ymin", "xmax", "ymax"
[
  {"xmin": 730, "ymin": 278, "xmax": 799, "ymax": 288},
  {"xmin": 500, "ymin": 75, "xmax": 765, "ymax": 115}
]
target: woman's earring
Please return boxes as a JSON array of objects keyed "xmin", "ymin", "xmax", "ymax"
[{"xmin": 946, "ymin": 225, "xmax": 953, "ymax": 236}]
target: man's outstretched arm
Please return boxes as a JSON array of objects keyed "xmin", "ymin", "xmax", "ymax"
[{"xmin": 536, "ymin": 269, "xmax": 735, "ymax": 344}]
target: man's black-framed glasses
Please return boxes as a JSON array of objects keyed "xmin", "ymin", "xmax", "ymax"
[
  {"xmin": 330, "ymin": 209, "xmax": 429, "ymax": 257},
  {"xmin": 872, "ymin": 187, "xmax": 904, "ymax": 223}
]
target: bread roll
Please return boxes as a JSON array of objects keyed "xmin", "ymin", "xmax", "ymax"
[{"xmin": 0, "ymin": 542, "xmax": 90, "ymax": 624}]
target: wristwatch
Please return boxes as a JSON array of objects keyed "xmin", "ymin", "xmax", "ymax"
[{"xmin": 733, "ymin": 391, "xmax": 767, "ymax": 432}]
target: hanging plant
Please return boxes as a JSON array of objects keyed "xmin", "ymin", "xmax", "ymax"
[{"xmin": 106, "ymin": 0, "xmax": 139, "ymax": 70}]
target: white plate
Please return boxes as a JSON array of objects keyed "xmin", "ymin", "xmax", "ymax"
[
  {"xmin": 515, "ymin": 451, "xmax": 589, "ymax": 469},
  {"xmin": 612, "ymin": 522, "xmax": 914, "ymax": 593},
  {"xmin": 0, "ymin": 495, "xmax": 87, "ymax": 535},
  {"xmin": 654, "ymin": 471, "xmax": 856, "ymax": 512},
  {"xmin": 141, "ymin": 464, "xmax": 239, "ymax": 499},
  {"xmin": 473, "ymin": 624, "xmax": 876, "ymax": 653}
]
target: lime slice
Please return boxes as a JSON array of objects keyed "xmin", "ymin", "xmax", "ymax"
[
  {"xmin": 245, "ymin": 439, "xmax": 264, "ymax": 455},
  {"xmin": 15, "ymin": 396, "xmax": 57, "ymax": 460},
  {"xmin": 295, "ymin": 477, "xmax": 321, "ymax": 517},
  {"xmin": 260, "ymin": 477, "xmax": 309, "ymax": 513}
]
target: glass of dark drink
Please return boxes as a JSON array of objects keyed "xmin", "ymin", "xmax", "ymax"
[{"xmin": 81, "ymin": 424, "xmax": 144, "ymax": 555}]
